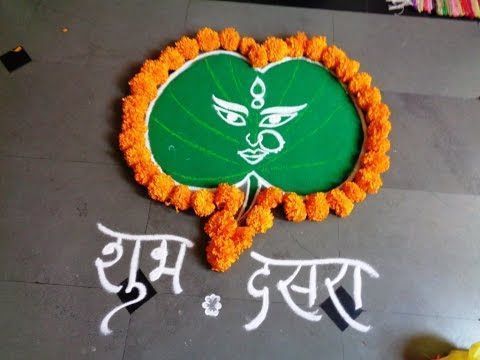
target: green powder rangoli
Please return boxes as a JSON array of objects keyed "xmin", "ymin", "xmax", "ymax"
[{"xmin": 146, "ymin": 51, "xmax": 364, "ymax": 202}]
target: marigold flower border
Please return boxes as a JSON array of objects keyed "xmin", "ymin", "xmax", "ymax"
[{"xmin": 120, "ymin": 27, "xmax": 392, "ymax": 272}]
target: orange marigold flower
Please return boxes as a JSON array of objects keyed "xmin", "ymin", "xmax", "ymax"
[
  {"xmin": 248, "ymin": 44, "xmax": 268, "ymax": 68},
  {"xmin": 121, "ymin": 117, "xmax": 146, "ymax": 136},
  {"xmin": 256, "ymin": 187, "xmax": 283, "ymax": 209},
  {"xmin": 204, "ymin": 210, "xmax": 238, "ymax": 239},
  {"xmin": 119, "ymin": 129, "xmax": 142, "ymax": 151},
  {"xmin": 140, "ymin": 59, "xmax": 169, "ymax": 86},
  {"xmin": 214, "ymin": 183, "xmax": 244, "ymax": 214},
  {"xmin": 191, "ymin": 189, "xmax": 216, "ymax": 217},
  {"xmin": 167, "ymin": 184, "xmax": 192, "ymax": 211},
  {"xmin": 365, "ymin": 137, "xmax": 391, "ymax": 153},
  {"xmin": 326, "ymin": 189, "xmax": 354, "ymax": 218},
  {"xmin": 263, "ymin": 37, "xmax": 289, "ymax": 62},
  {"xmin": 133, "ymin": 161, "xmax": 158, "ymax": 186},
  {"xmin": 246, "ymin": 205, "xmax": 274, "ymax": 234},
  {"xmin": 367, "ymin": 117, "xmax": 392, "ymax": 139},
  {"xmin": 239, "ymin": 37, "xmax": 256, "ymax": 56},
  {"xmin": 175, "ymin": 36, "xmax": 199, "ymax": 60},
  {"xmin": 196, "ymin": 27, "xmax": 220, "ymax": 52},
  {"xmin": 128, "ymin": 72, "xmax": 157, "ymax": 99},
  {"xmin": 321, "ymin": 45, "xmax": 347, "ymax": 70},
  {"xmin": 283, "ymin": 193, "xmax": 307, "ymax": 222},
  {"xmin": 294, "ymin": 31, "xmax": 308, "ymax": 48},
  {"xmin": 286, "ymin": 35, "xmax": 304, "ymax": 57},
  {"xmin": 357, "ymin": 86, "xmax": 382, "ymax": 110},
  {"xmin": 147, "ymin": 173, "xmax": 175, "ymax": 202},
  {"xmin": 159, "ymin": 46, "xmax": 185, "ymax": 71},
  {"xmin": 219, "ymin": 27, "xmax": 240, "ymax": 51},
  {"xmin": 336, "ymin": 58, "xmax": 360, "ymax": 83},
  {"xmin": 122, "ymin": 96, "xmax": 149, "ymax": 126},
  {"xmin": 361, "ymin": 151, "xmax": 390, "ymax": 174},
  {"xmin": 232, "ymin": 226, "xmax": 255, "ymax": 253},
  {"xmin": 206, "ymin": 236, "xmax": 238, "ymax": 272},
  {"xmin": 341, "ymin": 181, "xmax": 366, "ymax": 203},
  {"xmin": 367, "ymin": 103, "xmax": 391, "ymax": 124},
  {"xmin": 305, "ymin": 36, "xmax": 327, "ymax": 61},
  {"xmin": 124, "ymin": 145, "xmax": 149, "ymax": 167},
  {"xmin": 354, "ymin": 169, "xmax": 383, "ymax": 194},
  {"xmin": 348, "ymin": 72, "xmax": 372, "ymax": 94},
  {"xmin": 304, "ymin": 193, "xmax": 329, "ymax": 221}
]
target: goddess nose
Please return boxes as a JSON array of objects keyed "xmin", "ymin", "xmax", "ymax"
[{"xmin": 245, "ymin": 133, "xmax": 259, "ymax": 147}]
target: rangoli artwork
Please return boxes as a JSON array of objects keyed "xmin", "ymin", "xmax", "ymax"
[{"xmin": 120, "ymin": 28, "xmax": 391, "ymax": 272}]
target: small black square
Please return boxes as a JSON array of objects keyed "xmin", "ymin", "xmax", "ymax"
[
  {"xmin": 320, "ymin": 286, "xmax": 363, "ymax": 331},
  {"xmin": 1, "ymin": 46, "xmax": 31, "ymax": 72},
  {"xmin": 117, "ymin": 269, "xmax": 156, "ymax": 314}
]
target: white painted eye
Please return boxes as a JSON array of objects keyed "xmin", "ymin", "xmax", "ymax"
[
  {"xmin": 213, "ymin": 105, "xmax": 247, "ymax": 126},
  {"xmin": 259, "ymin": 103, "xmax": 307, "ymax": 128},
  {"xmin": 259, "ymin": 113, "xmax": 296, "ymax": 128}
]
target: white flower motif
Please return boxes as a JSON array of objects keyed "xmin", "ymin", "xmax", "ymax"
[{"xmin": 202, "ymin": 294, "xmax": 222, "ymax": 317}]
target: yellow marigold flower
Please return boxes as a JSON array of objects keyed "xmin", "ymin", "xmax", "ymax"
[
  {"xmin": 304, "ymin": 193, "xmax": 330, "ymax": 221},
  {"xmin": 256, "ymin": 187, "xmax": 283, "ymax": 209},
  {"xmin": 354, "ymin": 169, "xmax": 383, "ymax": 194},
  {"xmin": 191, "ymin": 189, "xmax": 216, "ymax": 217},
  {"xmin": 204, "ymin": 210, "xmax": 238, "ymax": 239},
  {"xmin": 283, "ymin": 193, "xmax": 307, "ymax": 222},
  {"xmin": 239, "ymin": 37, "xmax": 256, "ymax": 56},
  {"xmin": 305, "ymin": 36, "xmax": 327, "ymax": 61},
  {"xmin": 196, "ymin": 27, "xmax": 220, "ymax": 52},
  {"xmin": 248, "ymin": 44, "xmax": 268, "ymax": 68},
  {"xmin": 246, "ymin": 205, "xmax": 274, "ymax": 234},
  {"xmin": 357, "ymin": 86, "xmax": 382, "ymax": 110},
  {"xmin": 219, "ymin": 27, "xmax": 241, "ymax": 51},
  {"xmin": 147, "ymin": 173, "xmax": 175, "ymax": 202},
  {"xmin": 167, "ymin": 184, "xmax": 192, "ymax": 211},
  {"xmin": 341, "ymin": 181, "xmax": 366, "ymax": 203},
  {"xmin": 264, "ymin": 37, "xmax": 289, "ymax": 62},
  {"xmin": 206, "ymin": 236, "xmax": 238, "ymax": 272},
  {"xmin": 348, "ymin": 72, "xmax": 372, "ymax": 94},
  {"xmin": 214, "ymin": 183, "xmax": 244, "ymax": 214},
  {"xmin": 175, "ymin": 36, "xmax": 199, "ymax": 60},
  {"xmin": 326, "ymin": 189, "xmax": 354, "ymax": 218},
  {"xmin": 361, "ymin": 151, "xmax": 390, "ymax": 174},
  {"xmin": 159, "ymin": 46, "xmax": 185, "ymax": 71}
]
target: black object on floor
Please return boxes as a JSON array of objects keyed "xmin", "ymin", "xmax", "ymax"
[
  {"xmin": 1, "ymin": 46, "xmax": 31, "ymax": 72},
  {"xmin": 117, "ymin": 269, "xmax": 157, "ymax": 314},
  {"xmin": 320, "ymin": 286, "xmax": 363, "ymax": 331}
]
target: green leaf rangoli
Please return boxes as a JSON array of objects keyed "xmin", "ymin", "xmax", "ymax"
[{"xmin": 147, "ymin": 51, "xmax": 364, "ymax": 205}]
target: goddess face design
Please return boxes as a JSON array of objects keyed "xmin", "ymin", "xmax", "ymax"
[{"xmin": 212, "ymin": 77, "xmax": 307, "ymax": 165}]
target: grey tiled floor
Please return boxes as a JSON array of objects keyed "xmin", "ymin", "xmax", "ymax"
[{"xmin": 1, "ymin": 1, "xmax": 479, "ymax": 359}]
